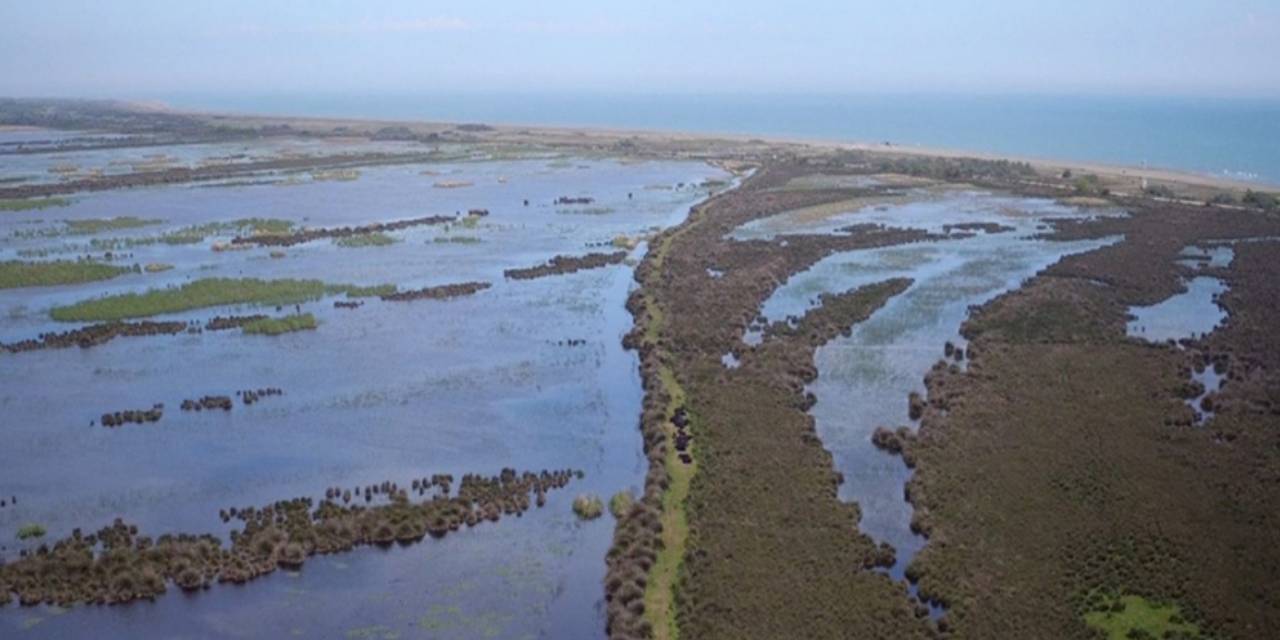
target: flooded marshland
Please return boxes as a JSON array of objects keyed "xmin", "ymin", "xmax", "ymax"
[{"xmin": 0, "ymin": 130, "xmax": 727, "ymax": 638}]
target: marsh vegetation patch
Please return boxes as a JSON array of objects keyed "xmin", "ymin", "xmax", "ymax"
[
  {"xmin": 0, "ymin": 259, "xmax": 132, "ymax": 290},
  {"xmin": 49, "ymin": 278, "xmax": 394, "ymax": 321}
]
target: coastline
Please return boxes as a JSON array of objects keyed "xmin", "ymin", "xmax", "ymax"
[{"xmin": 136, "ymin": 100, "xmax": 1277, "ymax": 193}]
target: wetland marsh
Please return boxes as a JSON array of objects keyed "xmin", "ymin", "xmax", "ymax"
[
  {"xmin": 2, "ymin": 103, "xmax": 1279, "ymax": 640},
  {"xmin": 0, "ymin": 126, "xmax": 727, "ymax": 638}
]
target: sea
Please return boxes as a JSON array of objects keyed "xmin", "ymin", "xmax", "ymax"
[{"xmin": 159, "ymin": 92, "xmax": 1280, "ymax": 186}]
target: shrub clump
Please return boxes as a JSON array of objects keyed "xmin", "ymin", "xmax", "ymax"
[
  {"xmin": 334, "ymin": 232, "xmax": 397, "ymax": 248},
  {"xmin": 609, "ymin": 491, "xmax": 634, "ymax": 519},
  {"xmin": 0, "ymin": 468, "xmax": 578, "ymax": 607},
  {"xmin": 16, "ymin": 523, "xmax": 46, "ymax": 540},
  {"xmin": 573, "ymin": 494, "xmax": 604, "ymax": 520}
]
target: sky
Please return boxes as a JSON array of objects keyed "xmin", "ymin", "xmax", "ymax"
[{"xmin": 2, "ymin": 1, "xmax": 1279, "ymax": 99}]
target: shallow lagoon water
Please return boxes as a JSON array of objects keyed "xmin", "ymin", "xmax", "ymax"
[
  {"xmin": 1125, "ymin": 276, "xmax": 1227, "ymax": 344},
  {"xmin": 1177, "ymin": 244, "xmax": 1234, "ymax": 271},
  {"xmin": 0, "ymin": 129, "xmax": 430, "ymax": 185},
  {"xmin": 738, "ymin": 190, "xmax": 1118, "ymax": 602},
  {"xmin": 1124, "ymin": 253, "xmax": 1231, "ymax": 427},
  {"xmin": 1188, "ymin": 367, "xmax": 1225, "ymax": 425},
  {"xmin": 0, "ymin": 147, "xmax": 727, "ymax": 638}
]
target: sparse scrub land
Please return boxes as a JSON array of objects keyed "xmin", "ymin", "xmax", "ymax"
[
  {"xmin": 0, "ymin": 259, "xmax": 132, "ymax": 289},
  {"xmin": 1242, "ymin": 188, "xmax": 1278, "ymax": 211},
  {"xmin": 49, "ymin": 278, "xmax": 394, "ymax": 321},
  {"xmin": 1073, "ymin": 173, "xmax": 1111, "ymax": 196}
]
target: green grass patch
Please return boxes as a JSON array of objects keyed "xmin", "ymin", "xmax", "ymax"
[
  {"xmin": 646, "ymin": 365, "xmax": 692, "ymax": 640},
  {"xmin": 65, "ymin": 216, "xmax": 163, "ymax": 235},
  {"xmin": 335, "ymin": 232, "xmax": 397, "ymax": 248},
  {"xmin": 50, "ymin": 277, "xmax": 394, "ymax": 321},
  {"xmin": 1084, "ymin": 592, "xmax": 1202, "ymax": 639},
  {"xmin": 638, "ymin": 219, "xmax": 698, "ymax": 640},
  {"xmin": 16, "ymin": 523, "xmax": 46, "ymax": 540},
  {"xmin": 432, "ymin": 235, "xmax": 482, "ymax": 244},
  {"xmin": 335, "ymin": 283, "xmax": 396, "ymax": 298},
  {"xmin": 242, "ymin": 313, "xmax": 317, "ymax": 336},
  {"xmin": 0, "ymin": 197, "xmax": 71, "ymax": 212},
  {"xmin": 0, "ymin": 260, "xmax": 131, "ymax": 290},
  {"xmin": 236, "ymin": 217, "xmax": 295, "ymax": 234}
]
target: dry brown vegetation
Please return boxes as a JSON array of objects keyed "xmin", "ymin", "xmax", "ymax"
[
  {"xmin": 504, "ymin": 251, "xmax": 628, "ymax": 280},
  {"xmin": 900, "ymin": 199, "xmax": 1280, "ymax": 638},
  {"xmin": 610, "ymin": 161, "xmax": 954, "ymax": 639}
]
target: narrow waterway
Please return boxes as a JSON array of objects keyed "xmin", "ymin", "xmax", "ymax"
[{"xmin": 737, "ymin": 189, "xmax": 1120, "ymax": 610}]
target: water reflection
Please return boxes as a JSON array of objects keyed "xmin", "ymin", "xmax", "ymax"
[
  {"xmin": 0, "ymin": 148, "xmax": 727, "ymax": 638},
  {"xmin": 1125, "ymin": 276, "xmax": 1227, "ymax": 343}
]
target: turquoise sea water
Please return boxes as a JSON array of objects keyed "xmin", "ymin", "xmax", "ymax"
[{"xmin": 162, "ymin": 92, "xmax": 1280, "ymax": 185}]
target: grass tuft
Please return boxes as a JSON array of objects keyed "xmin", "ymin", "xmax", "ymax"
[
  {"xmin": 1083, "ymin": 593, "xmax": 1202, "ymax": 640},
  {"xmin": 242, "ymin": 313, "xmax": 317, "ymax": 336},
  {"xmin": 335, "ymin": 232, "xmax": 397, "ymax": 248}
]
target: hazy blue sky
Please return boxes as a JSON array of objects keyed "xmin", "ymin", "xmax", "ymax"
[{"xmin": 2, "ymin": 1, "xmax": 1278, "ymax": 98}]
